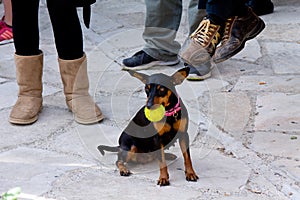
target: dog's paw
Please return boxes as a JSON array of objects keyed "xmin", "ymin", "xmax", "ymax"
[
  {"xmin": 157, "ymin": 178, "xmax": 170, "ymax": 186},
  {"xmin": 185, "ymin": 172, "xmax": 199, "ymax": 182},
  {"xmin": 119, "ymin": 168, "xmax": 131, "ymax": 176}
]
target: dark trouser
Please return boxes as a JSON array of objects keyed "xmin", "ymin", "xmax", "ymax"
[
  {"xmin": 198, "ymin": 0, "xmax": 247, "ymax": 21},
  {"xmin": 12, "ymin": 0, "xmax": 83, "ymax": 60}
]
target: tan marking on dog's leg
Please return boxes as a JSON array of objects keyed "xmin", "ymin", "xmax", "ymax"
[
  {"xmin": 179, "ymin": 138, "xmax": 199, "ymax": 181},
  {"xmin": 126, "ymin": 145, "xmax": 138, "ymax": 162},
  {"xmin": 157, "ymin": 145, "xmax": 170, "ymax": 186},
  {"xmin": 117, "ymin": 161, "xmax": 131, "ymax": 176},
  {"xmin": 173, "ymin": 118, "xmax": 188, "ymax": 132}
]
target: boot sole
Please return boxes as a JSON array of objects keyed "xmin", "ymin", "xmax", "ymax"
[
  {"xmin": 213, "ymin": 18, "xmax": 265, "ymax": 63},
  {"xmin": 75, "ymin": 114, "xmax": 105, "ymax": 125},
  {"xmin": 9, "ymin": 107, "xmax": 42, "ymax": 125},
  {"xmin": 122, "ymin": 59, "xmax": 180, "ymax": 71},
  {"xmin": 187, "ymin": 71, "xmax": 212, "ymax": 81}
]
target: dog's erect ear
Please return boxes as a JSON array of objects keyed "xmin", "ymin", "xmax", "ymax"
[
  {"xmin": 126, "ymin": 70, "xmax": 149, "ymax": 84},
  {"xmin": 171, "ymin": 67, "xmax": 190, "ymax": 85}
]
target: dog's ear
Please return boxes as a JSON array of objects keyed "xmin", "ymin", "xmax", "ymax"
[
  {"xmin": 126, "ymin": 70, "xmax": 149, "ymax": 84},
  {"xmin": 171, "ymin": 67, "xmax": 190, "ymax": 85}
]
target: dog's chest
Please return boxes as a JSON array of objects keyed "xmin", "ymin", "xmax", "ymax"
[{"xmin": 153, "ymin": 117, "xmax": 187, "ymax": 145}]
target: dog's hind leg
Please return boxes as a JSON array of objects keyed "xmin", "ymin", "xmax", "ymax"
[{"xmin": 179, "ymin": 133, "xmax": 199, "ymax": 182}]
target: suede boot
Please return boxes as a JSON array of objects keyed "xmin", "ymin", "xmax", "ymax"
[
  {"xmin": 58, "ymin": 54, "xmax": 104, "ymax": 124},
  {"xmin": 9, "ymin": 53, "xmax": 43, "ymax": 124}
]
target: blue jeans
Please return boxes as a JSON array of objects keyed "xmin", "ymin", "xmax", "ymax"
[
  {"xmin": 143, "ymin": 0, "xmax": 206, "ymax": 62},
  {"xmin": 198, "ymin": 0, "xmax": 247, "ymax": 20}
]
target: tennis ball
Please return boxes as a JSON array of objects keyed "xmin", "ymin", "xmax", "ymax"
[{"xmin": 144, "ymin": 105, "xmax": 165, "ymax": 122}]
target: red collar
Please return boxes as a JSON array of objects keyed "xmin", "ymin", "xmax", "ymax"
[{"xmin": 165, "ymin": 95, "xmax": 181, "ymax": 117}]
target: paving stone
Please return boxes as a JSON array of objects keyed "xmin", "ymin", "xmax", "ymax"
[
  {"xmin": 0, "ymin": 147, "xmax": 94, "ymax": 197},
  {"xmin": 232, "ymin": 39, "xmax": 262, "ymax": 62},
  {"xmin": 260, "ymin": 6, "xmax": 300, "ymax": 25},
  {"xmin": 0, "ymin": 108, "xmax": 73, "ymax": 149},
  {"xmin": 0, "ymin": 1, "xmax": 300, "ymax": 199},
  {"xmin": 250, "ymin": 132, "xmax": 300, "ymax": 160},
  {"xmin": 255, "ymin": 93, "xmax": 300, "ymax": 132},
  {"xmin": 235, "ymin": 75, "xmax": 300, "ymax": 93},
  {"xmin": 272, "ymin": 159, "xmax": 300, "ymax": 184},
  {"xmin": 0, "ymin": 82, "xmax": 18, "ymax": 108},
  {"xmin": 265, "ymin": 42, "xmax": 300, "ymax": 74},
  {"xmin": 208, "ymin": 92, "xmax": 251, "ymax": 138}
]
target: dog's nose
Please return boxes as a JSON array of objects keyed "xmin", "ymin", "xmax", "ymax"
[
  {"xmin": 146, "ymin": 101, "xmax": 154, "ymax": 109},
  {"xmin": 146, "ymin": 94, "xmax": 155, "ymax": 108}
]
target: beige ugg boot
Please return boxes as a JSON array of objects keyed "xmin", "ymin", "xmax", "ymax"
[
  {"xmin": 58, "ymin": 54, "xmax": 104, "ymax": 124},
  {"xmin": 9, "ymin": 53, "xmax": 43, "ymax": 125}
]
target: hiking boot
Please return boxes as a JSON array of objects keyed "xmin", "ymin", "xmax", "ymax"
[
  {"xmin": 213, "ymin": 8, "xmax": 265, "ymax": 63},
  {"xmin": 246, "ymin": 0, "xmax": 274, "ymax": 16},
  {"xmin": 179, "ymin": 18, "xmax": 221, "ymax": 67},
  {"xmin": 122, "ymin": 50, "xmax": 179, "ymax": 71},
  {"xmin": 0, "ymin": 21, "xmax": 13, "ymax": 45},
  {"xmin": 186, "ymin": 61, "xmax": 212, "ymax": 81}
]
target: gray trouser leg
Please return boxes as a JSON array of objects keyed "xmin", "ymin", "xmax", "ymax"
[
  {"xmin": 143, "ymin": 0, "xmax": 183, "ymax": 61},
  {"xmin": 143, "ymin": 0, "xmax": 206, "ymax": 62}
]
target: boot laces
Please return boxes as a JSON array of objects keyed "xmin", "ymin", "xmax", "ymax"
[
  {"xmin": 190, "ymin": 19, "xmax": 220, "ymax": 47},
  {"xmin": 221, "ymin": 17, "xmax": 235, "ymax": 44}
]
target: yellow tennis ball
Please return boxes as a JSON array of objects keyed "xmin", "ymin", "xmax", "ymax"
[{"xmin": 144, "ymin": 105, "xmax": 165, "ymax": 122}]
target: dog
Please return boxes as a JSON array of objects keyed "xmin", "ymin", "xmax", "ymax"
[{"xmin": 97, "ymin": 67, "xmax": 198, "ymax": 186}]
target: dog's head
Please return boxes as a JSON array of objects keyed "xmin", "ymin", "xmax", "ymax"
[{"xmin": 127, "ymin": 67, "xmax": 189, "ymax": 110}]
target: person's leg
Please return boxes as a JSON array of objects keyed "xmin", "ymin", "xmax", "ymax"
[
  {"xmin": 3, "ymin": 0, "xmax": 12, "ymax": 26},
  {"xmin": 188, "ymin": 0, "xmax": 206, "ymax": 34},
  {"xmin": 143, "ymin": 0, "xmax": 182, "ymax": 61},
  {"xmin": 180, "ymin": 0, "xmax": 265, "ymax": 65},
  {"xmin": 213, "ymin": 0, "xmax": 265, "ymax": 63},
  {"xmin": 46, "ymin": 0, "xmax": 83, "ymax": 60},
  {"xmin": 12, "ymin": 0, "xmax": 40, "ymax": 55},
  {"xmin": 246, "ymin": 0, "xmax": 274, "ymax": 16},
  {"xmin": 180, "ymin": 0, "xmax": 228, "ymax": 67},
  {"xmin": 0, "ymin": 0, "xmax": 13, "ymax": 44},
  {"xmin": 47, "ymin": 0, "xmax": 104, "ymax": 124},
  {"xmin": 122, "ymin": 0, "xmax": 182, "ymax": 70},
  {"xmin": 186, "ymin": 0, "xmax": 212, "ymax": 81},
  {"xmin": 9, "ymin": 0, "xmax": 43, "ymax": 124},
  {"xmin": 205, "ymin": 0, "xmax": 233, "ymax": 25}
]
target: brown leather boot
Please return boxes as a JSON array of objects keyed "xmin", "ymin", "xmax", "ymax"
[
  {"xmin": 59, "ymin": 54, "xmax": 104, "ymax": 124},
  {"xmin": 9, "ymin": 53, "xmax": 43, "ymax": 125},
  {"xmin": 179, "ymin": 18, "xmax": 221, "ymax": 67},
  {"xmin": 213, "ymin": 8, "xmax": 265, "ymax": 63}
]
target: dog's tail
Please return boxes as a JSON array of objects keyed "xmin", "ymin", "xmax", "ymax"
[{"xmin": 97, "ymin": 145, "xmax": 119, "ymax": 156}]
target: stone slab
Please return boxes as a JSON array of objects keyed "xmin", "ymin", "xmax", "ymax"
[
  {"xmin": 235, "ymin": 75, "xmax": 300, "ymax": 93},
  {"xmin": 250, "ymin": 132, "xmax": 300, "ymax": 160},
  {"xmin": 208, "ymin": 92, "xmax": 251, "ymax": 138},
  {"xmin": 232, "ymin": 39, "xmax": 262, "ymax": 62},
  {"xmin": 0, "ymin": 108, "xmax": 73, "ymax": 149},
  {"xmin": 255, "ymin": 93, "xmax": 300, "ymax": 132},
  {"xmin": 265, "ymin": 42, "xmax": 300, "ymax": 74},
  {"xmin": 0, "ymin": 147, "xmax": 94, "ymax": 197}
]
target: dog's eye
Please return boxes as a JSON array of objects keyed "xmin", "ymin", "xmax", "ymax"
[{"xmin": 158, "ymin": 87, "xmax": 167, "ymax": 96}]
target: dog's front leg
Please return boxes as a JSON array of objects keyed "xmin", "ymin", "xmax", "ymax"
[
  {"xmin": 157, "ymin": 145, "xmax": 170, "ymax": 186},
  {"xmin": 179, "ymin": 133, "xmax": 199, "ymax": 182}
]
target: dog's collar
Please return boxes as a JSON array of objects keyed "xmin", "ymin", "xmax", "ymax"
[{"xmin": 165, "ymin": 94, "xmax": 181, "ymax": 117}]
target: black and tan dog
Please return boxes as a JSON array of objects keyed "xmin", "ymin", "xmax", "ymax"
[{"xmin": 97, "ymin": 67, "xmax": 198, "ymax": 186}]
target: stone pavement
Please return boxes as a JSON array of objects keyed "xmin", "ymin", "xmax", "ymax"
[{"xmin": 0, "ymin": 0, "xmax": 300, "ymax": 199}]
